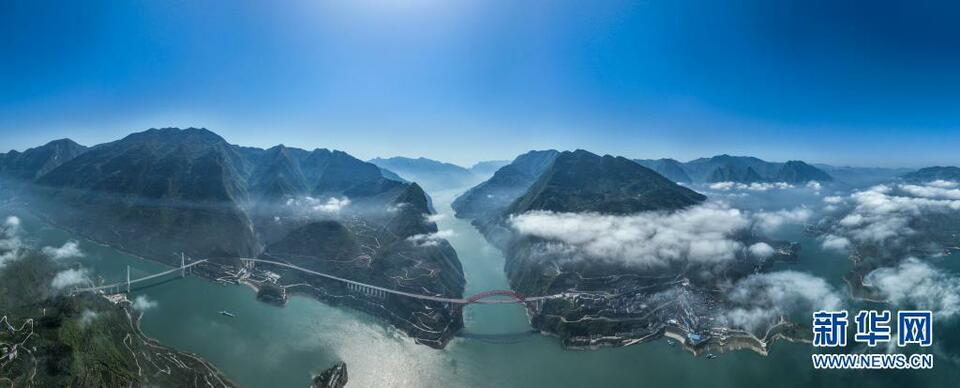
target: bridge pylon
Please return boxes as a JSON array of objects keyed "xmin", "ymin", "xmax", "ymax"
[{"xmin": 126, "ymin": 265, "xmax": 131, "ymax": 293}]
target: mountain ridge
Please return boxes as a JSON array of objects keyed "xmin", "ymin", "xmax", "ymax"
[
  {"xmin": 6, "ymin": 127, "xmax": 466, "ymax": 348},
  {"xmin": 634, "ymin": 154, "xmax": 833, "ymax": 184}
]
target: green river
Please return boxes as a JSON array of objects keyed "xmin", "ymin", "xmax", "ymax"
[{"xmin": 5, "ymin": 189, "xmax": 958, "ymax": 387}]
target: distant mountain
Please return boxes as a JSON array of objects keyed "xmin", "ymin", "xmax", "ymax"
[
  {"xmin": 468, "ymin": 160, "xmax": 510, "ymax": 177},
  {"xmin": 368, "ymin": 157, "xmax": 477, "ymax": 192},
  {"xmin": 777, "ymin": 160, "xmax": 833, "ymax": 183},
  {"xmin": 10, "ymin": 127, "xmax": 464, "ymax": 348},
  {"xmin": 0, "ymin": 139, "xmax": 87, "ymax": 180},
  {"xmin": 635, "ymin": 154, "xmax": 832, "ymax": 184},
  {"xmin": 509, "ymin": 150, "xmax": 705, "ymax": 215},
  {"xmin": 377, "ymin": 167, "xmax": 407, "ymax": 183},
  {"xmin": 451, "ymin": 150, "xmax": 559, "ymax": 220},
  {"xmin": 707, "ymin": 164, "xmax": 765, "ymax": 183},
  {"xmin": 813, "ymin": 164, "xmax": 914, "ymax": 187},
  {"xmin": 242, "ymin": 145, "xmax": 399, "ymax": 200},
  {"xmin": 902, "ymin": 166, "xmax": 960, "ymax": 183},
  {"xmin": 632, "ymin": 158, "xmax": 691, "ymax": 183}
]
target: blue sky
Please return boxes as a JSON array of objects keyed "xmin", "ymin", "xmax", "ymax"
[{"xmin": 2, "ymin": 0, "xmax": 959, "ymax": 167}]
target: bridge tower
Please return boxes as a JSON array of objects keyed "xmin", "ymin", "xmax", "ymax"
[
  {"xmin": 181, "ymin": 252, "xmax": 186, "ymax": 278},
  {"xmin": 126, "ymin": 265, "xmax": 131, "ymax": 293}
]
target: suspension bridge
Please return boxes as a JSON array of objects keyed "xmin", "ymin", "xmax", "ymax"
[
  {"xmin": 73, "ymin": 253, "xmax": 206, "ymax": 294},
  {"xmin": 72, "ymin": 255, "xmax": 562, "ymax": 312}
]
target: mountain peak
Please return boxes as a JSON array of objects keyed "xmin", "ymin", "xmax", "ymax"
[
  {"xmin": 129, "ymin": 127, "xmax": 229, "ymax": 145},
  {"xmin": 508, "ymin": 149, "xmax": 706, "ymax": 215},
  {"xmin": 42, "ymin": 138, "xmax": 83, "ymax": 148}
]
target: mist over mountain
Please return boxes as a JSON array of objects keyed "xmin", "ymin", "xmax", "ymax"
[
  {"xmin": 5, "ymin": 127, "xmax": 465, "ymax": 347},
  {"xmin": 468, "ymin": 160, "xmax": 510, "ymax": 176},
  {"xmin": 368, "ymin": 156, "xmax": 477, "ymax": 191},
  {"xmin": 368, "ymin": 156, "xmax": 509, "ymax": 192},
  {"xmin": 451, "ymin": 150, "xmax": 560, "ymax": 220},
  {"xmin": 812, "ymin": 164, "xmax": 914, "ymax": 187},
  {"xmin": 635, "ymin": 155, "xmax": 832, "ymax": 184},
  {"xmin": 454, "ymin": 148, "xmax": 807, "ymax": 353}
]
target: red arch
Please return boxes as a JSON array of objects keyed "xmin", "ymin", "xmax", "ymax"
[{"xmin": 464, "ymin": 289, "xmax": 526, "ymax": 304}]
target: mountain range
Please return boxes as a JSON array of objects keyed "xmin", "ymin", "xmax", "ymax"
[
  {"xmin": 901, "ymin": 166, "xmax": 960, "ymax": 183},
  {"xmin": 368, "ymin": 156, "xmax": 506, "ymax": 192},
  {"xmin": 453, "ymin": 149, "xmax": 802, "ymax": 352},
  {"xmin": 634, "ymin": 155, "xmax": 833, "ymax": 184},
  {"xmin": 0, "ymin": 128, "xmax": 465, "ymax": 347}
]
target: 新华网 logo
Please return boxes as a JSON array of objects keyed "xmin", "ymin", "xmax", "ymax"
[{"xmin": 811, "ymin": 310, "xmax": 933, "ymax": 369}]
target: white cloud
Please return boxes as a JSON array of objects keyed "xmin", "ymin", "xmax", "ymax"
[
  {"xmin": 927, "ymin": 180, "xmax": 958, "ymax": 189},
  {"xmin": 823, "ymin": 196, "xmax": 845, "ymax": 205},
  {"xmin": 748, "ymin": 242, "xmax": 776, "ymax": 259},
  {"xmin": 900, "ymin": 184, "xmax": 960, "ymax": 200},
  {"xmin": 865, "ymin": 258, "xmax": 960, "ymax": 319},
  {"xmin": 806, "ymin": 181, "xmax": 822, "ymax": 192},
  {"xmin": 820, "ymin": 234, "xmax": 851, "ymax": 253},
  {"xmin": 42, "ymin": 241, "xmax": 85, "ymax": 260},
  {"xmin": 828, "ymin": 183, "xmax": 960, "ymax": 245},
  {"xmin": 386, "ymin": 203, "xmax": 409, "ymax": 213},
  {"xmin": 286, "ymin": 196, "xmax": 351, "ymax": 214},
  {"xmin": 79, "ymin": 309, "xmax": 100, "ymax": 328},
  {"xmin": 51, "ymin": 268, "xmax": 91, "ymax": 290},
  {"xmin": 0, "ymin": 216, "xmax": 24, "ymax": 268},
  {"xmin": 424, "ymin": 213, "xmax": 446, "ymax": 223},
  {"xmin": 509, "ymin": 203, "xmax": 751, "ymax": 267},
  {"xmin": 4, "ymin": 216, "xmax": 20, "ymax": 229},
  {"xmin": 132, "ymin": 295, "xmax": 158, "ymax": 311},
  {"xmin": 708, "ymin": 182, "xmax": 794, "ymax": 191},
  {"xmin": 724, "ymin": 271, "xmax": 843, "ymax": 333},
  {"xmin": 407, "ymin": 229, "xmax": 455, "ymax": 247},
  {"xmin": 753, "ymin": 207, "xmax": 813, "ymax": 233}
]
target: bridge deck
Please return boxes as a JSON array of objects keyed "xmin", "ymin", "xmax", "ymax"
[
  {"xmin": 74, "ymin": 260, "xmax": 207, "ymax": 293},
  {"xmin": 74, "ymin": 257, "xmax": 562, "ymax": 305}
]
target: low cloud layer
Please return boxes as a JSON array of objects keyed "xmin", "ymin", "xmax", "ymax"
[
  {"xmin": 79, "ymin": 309, "xmax": 100, "ymax": 328},
  {"xmin": 865, "ymin": 258, "xmax": 960, "ymax": 319},
  {"xmin": 509, "ymin": 203, "xmax": 753, "ymax": 267},
  {"xmin": 820, "ymin": 234, "xmax": 851, "ymax": 253},
  {"xmin": 42, "ymin": 241, "xmax": 85, "ymax": 260},
  {"xmin": 724, "ymin": 271, "xmax": 844, "ymax": 333},
  {"xmin": 708, "ymin": 182, "xmax": 795, "ymax": 191},
  {"xmin": 830, "ymin": 183, "xmax": 960, "ymax": 246},
  {"xmin": 748, "ymin": 242, "xmax": 775, "ymax": 259},
  {"xmin": 132, "ymin": 295, "xmax": 158, "ymax": 311},
  {"xmin": 51, "ymin": 268, "xmax": 91, "ymax": 290},
  {"xmin": 424, "ymin": 213, "xmax": 446, "ymax": 223},
  {"xmin": 900, "ymin": 184, "xmax": 960, "ymax": 200},
  {"xmin": 926, "ymin": 180, "xmax": 958, "ymax": 189},
  {"xmin": 0, "ymin": 216, "xmax": 23, "ymax": 268},
  {"xmin": 286, "ymin": 196, "xmax": 351, "ymax": 214},
  {"xmin": 407, "ymin": 230, "xmax": 455, "ymax": 247},
  {"xmin": 753, "ymin": 207, "xmax": 813, "ymax": 233}
]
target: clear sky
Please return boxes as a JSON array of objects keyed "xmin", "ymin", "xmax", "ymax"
[{"xmin": 2, "ymin": 0, "xmax": 959, "ymax": 167}]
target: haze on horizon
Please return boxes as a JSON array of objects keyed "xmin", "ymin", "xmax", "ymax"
[{"xmin": 2, "ymin": 1, "xmax": 959, "ymax": 168}]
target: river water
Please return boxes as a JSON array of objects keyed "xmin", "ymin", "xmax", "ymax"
[{"xmin": 5, "ymin": 188, "xmax": 958, "ymax": 387}]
